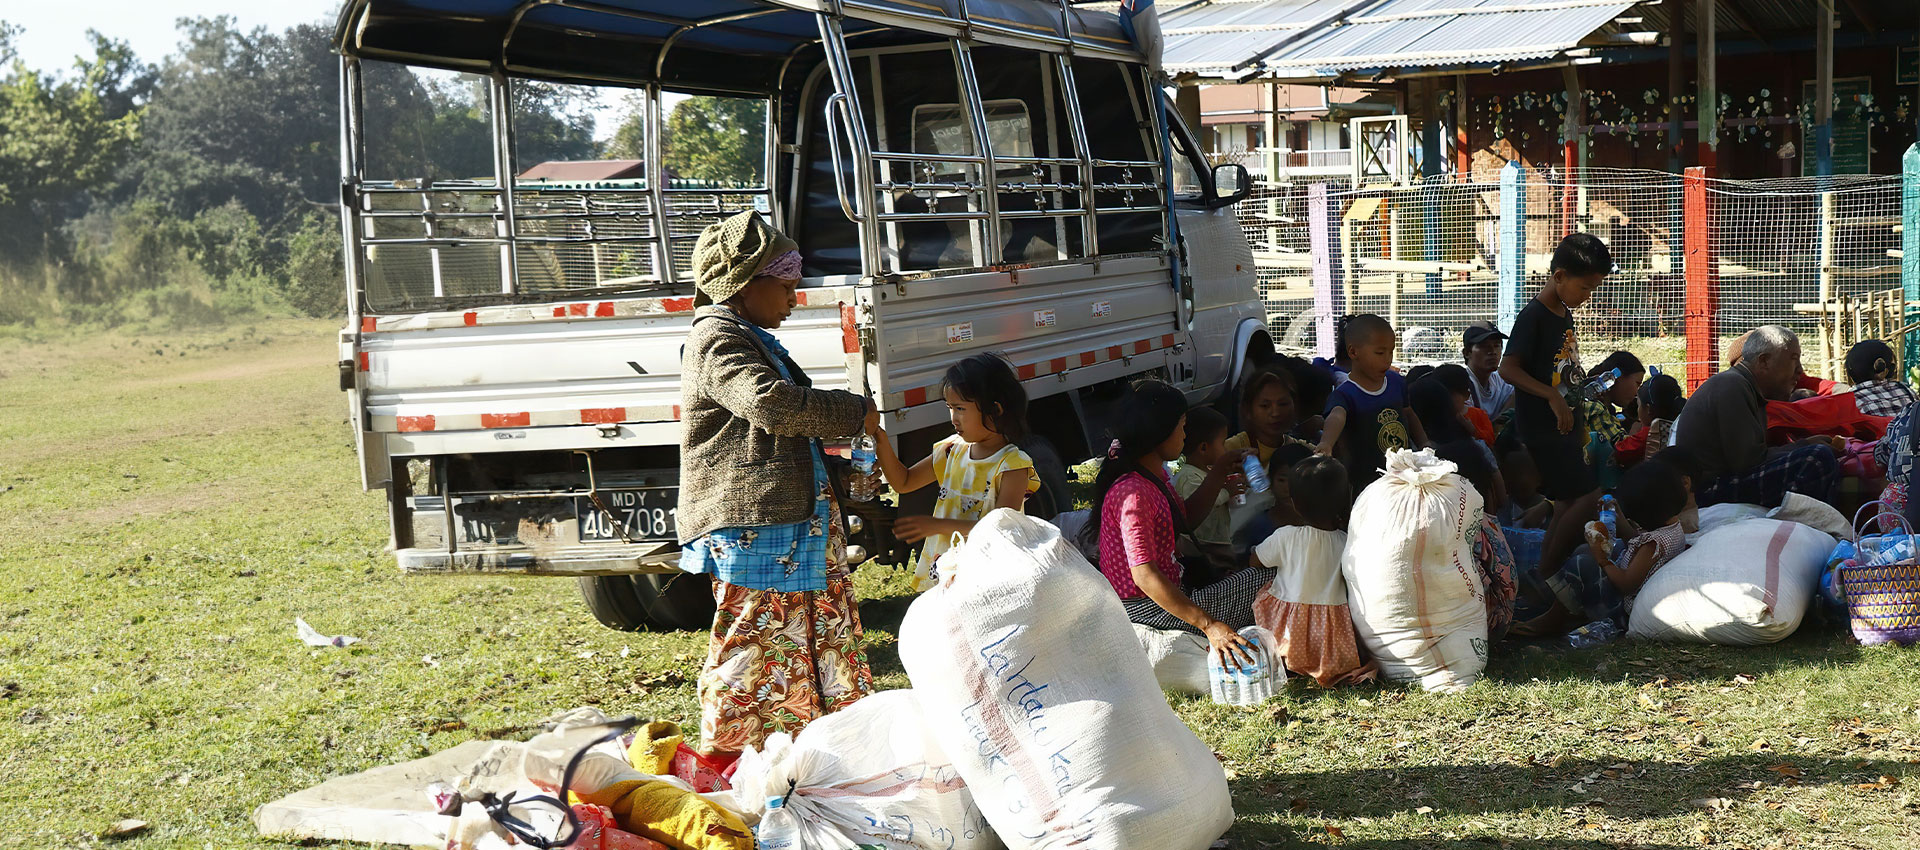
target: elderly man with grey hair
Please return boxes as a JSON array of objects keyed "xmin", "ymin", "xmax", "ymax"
[{"xmin": 1674, "ymin": 325, "xmax": 1842, "ymax": 507}]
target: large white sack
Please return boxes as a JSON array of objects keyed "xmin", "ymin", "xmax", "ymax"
[
  {"xmin": 1770, "ymin": 492, "xmax": 1858, "ymax": 542},
  {"xmin": 1130, "ymin": 622, "xmax": 1211, "ymax": 695},
  {"xmin": 1342, "ymin": 449, "xmax": 1489, "ymax": 693},
  {"xmin": 1690, "ymin": 502, "xmax": 1769, "ymax": 541},
  {"xmin": 731, "ymin": 690, "xmax": 998, "ymax": 850},
  {"xmin": 1629, "ymin": 518, "xmax": 1835, "ymax": 645},
  {"xmin": 899, "ymin": 509, "xmax": 1234, "ymax": 850}
]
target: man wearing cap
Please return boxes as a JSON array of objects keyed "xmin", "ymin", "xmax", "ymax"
[
  {"xmin": 1463, "ymin": 320, "xmax": 1513, "ymax": 416},
  {"xmin": 678, "ymin": 210, "xmax": 878, "ymax": 757}
]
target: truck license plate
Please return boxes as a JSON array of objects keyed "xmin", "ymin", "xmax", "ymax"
[{"xmin": 577, "ymin": 489, "xmax": 678, "ymax": 542}]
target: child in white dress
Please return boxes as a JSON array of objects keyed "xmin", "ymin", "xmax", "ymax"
[{"xmin": 1251, "ymin": 456, "xmax": 1368, "ymax": 686}]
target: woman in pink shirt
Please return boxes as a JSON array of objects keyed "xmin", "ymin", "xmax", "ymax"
[{"xmin": 1079, "ymin": 380, "xmax": 1266, "ymax": 666}]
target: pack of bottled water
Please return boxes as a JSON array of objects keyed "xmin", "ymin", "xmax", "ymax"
[{"xmin": 1208, "ymin": 625, "xmax": 1284, "ymax": 706}]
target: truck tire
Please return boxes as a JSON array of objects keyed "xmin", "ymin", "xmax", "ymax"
[{"xmin": 576, "ymin": 573, "xmax": 717, "ymax": 632}]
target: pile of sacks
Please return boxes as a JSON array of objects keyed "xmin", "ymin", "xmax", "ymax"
[
  {"xmin": 257, "ymin": 510, "xmax": 1235, "ymax": 850},
  {"xmin": 1129, "ymin": 451, "xmax": 1856, "ymax": 700}
]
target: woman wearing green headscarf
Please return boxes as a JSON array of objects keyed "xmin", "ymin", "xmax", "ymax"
[{"xmin": 677, "ymin": 210, "xmax": 877, "ymax": 757}]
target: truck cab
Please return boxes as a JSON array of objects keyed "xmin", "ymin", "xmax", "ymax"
[{"xmin": 332, "ymin": 0, "xmax": 1267, "ymax": 630}]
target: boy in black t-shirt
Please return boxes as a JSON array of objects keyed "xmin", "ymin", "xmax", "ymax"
[{"xmin": 1500, "ymin": 234, "xmax": 1610, "ymax": 613}]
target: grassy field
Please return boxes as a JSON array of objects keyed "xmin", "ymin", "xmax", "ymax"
[{"xmin": 4, "ymin": 320, "xmax": 1920, "ymax": 849}]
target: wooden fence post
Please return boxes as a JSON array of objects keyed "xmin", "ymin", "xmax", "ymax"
[
  {"xmin": 1310, "ymin": 182, "xmax": 1345, "ymax": 359},
  {"xmin": 1498, "ymin": 161, "xmax": 1525, "ymax": 333},
  {"xmin": 1683, "ymin": 165, "xmax": 1717, "ymax": 392}
]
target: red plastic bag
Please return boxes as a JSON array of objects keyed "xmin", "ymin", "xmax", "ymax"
[
  {"xmin": 1766, "ymin": 393, "xmax": 1891, "ymax": 445},
  {"xmin": 566, "ymin": 804, "xmax": 670, "ymax": 850},
  {"xmin": 669, "ymin": 745, "xmax": 738, "ymax": 794}
]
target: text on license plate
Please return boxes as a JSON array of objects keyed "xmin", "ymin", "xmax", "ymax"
[{"xmin": 577, "ymin": 489, "xmax": 678, "ymax": 541}]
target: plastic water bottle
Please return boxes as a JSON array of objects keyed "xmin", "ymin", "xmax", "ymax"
[
  {"xmin": 848, "ymin": 435, "xmax": 877, "ymax": 502},
  {"xmin": 1241, "ymin": 453, "xmax": 1271, "ymax": 494},
  {"xmin": 1566, "ymin": 619, "xmax": 1621, "ymax": 649},
  {"xmin": 1584, "ymin": 367, "xmax": 1623, "ymax": 400},
  {"xmin": 753, "ymin": 796, "xmax": 801, "ymax": 850},
  {"xmin": 1597, "ymin": 494, "xmax": 1618, "ymax": 540},
  {"xmin": 1209, "ymin": 626, "xmax": 1282, "ymax": 706}
]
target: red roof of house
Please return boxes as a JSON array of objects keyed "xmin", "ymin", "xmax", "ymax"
[{"xmin": 518, "ymin": 159, "xmax": 645, "ymax": 180}]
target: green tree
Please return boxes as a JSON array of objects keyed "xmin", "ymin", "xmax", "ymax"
[
  {"xmin": 0, "ymin": 27, "xmax": 144, "ymax": 256},
  {"xmin": 608, "ymin": 95, "xmax": 766, "ymax": 185}
]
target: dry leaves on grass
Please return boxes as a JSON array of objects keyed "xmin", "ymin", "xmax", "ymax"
[{"xmin": 1852, "ymin": 775, "xmax": 1901, "ymax": 791}]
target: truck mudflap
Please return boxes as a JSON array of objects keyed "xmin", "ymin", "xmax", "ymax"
[{"xmin": 396, "ymin": 541, "xmax": 681, "ymax": 576}]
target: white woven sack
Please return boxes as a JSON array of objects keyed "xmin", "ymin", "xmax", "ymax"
[
  {"xmin": 730, "ymin": 690, "xmax": 998, "ymax": 850},
  {"xmin": 1130, "ymin": 622, "xmax": 1211, "ymax": 696},
  {"xmin": 1341, "ymin": 448, "xmax": 1489, "ymax": 693},
  {"xmin": 1628, "ymin": 518, "xmax": 1835, "ymax": 645},
  {"xmin": 899, "ymin": 509, "xmax": 1233, "ymax": 850}
]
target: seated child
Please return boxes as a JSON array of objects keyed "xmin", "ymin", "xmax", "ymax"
[
  {"xmin": 1432, "ymin": 364, "xmax": 1497, "ymax": 448},
  {"xmin": 1646, "ymin": 445, "xmax": 1703, "ymax": 532},
  {"xmin": 1511, "ymin": 459, "xmax": 1691, "ymax": 636},
  {"xmin": 1846, "ymin": 339, "xmax": 1916, "ymax": 417},
  {"xmin": 1436, "ymin": 440, "xmax": 1518, "ymax": 641},
  {"xmin": 1225, "ymin": 366, "xmax": 1314, "ymax": 464},
  {"xmin": 1275, "ymin": 355, "xmax": 1336, "ymax": 444},
  {"xmin": 1410, "ymin": 374, "xmax": 1485, "ymax": 453},
  {"xmin": 1316, "ymin": 313, "xmax": 1429, "ymax": 494},
  {"xmin": 1878, "ymin": 403, "xmax": 1919, "ymax": 530},
  {"xmin": 1230, "ymin": 443, "xmax": 1315, "ymax": 564},
  {"xmin": 1172, "ymin": 406, "xmax": 1244, "ymax": 577},
  {"xmin": 874, "ymin": 353, "xmax": 1040, "ymax": 590},
  {"xmin": 1250, "ymin": 456, "xmax": 1370, "ymax": 686},
  {"xmin": 1495, "ymin": 432, "xmax": 1553, "ymax": 529},
  {"xmin": 1614, "ymin": 373, "xmax": 1685, "ymax": 468}
]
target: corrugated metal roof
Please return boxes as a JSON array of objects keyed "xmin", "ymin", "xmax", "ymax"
[
  {"xmin": 519, "ymin": 160, "xmax": 647, "ymax": 181},
  {"xmin": 1163, "ymin": 0, "xmax": 1640, "ymax": 81}
]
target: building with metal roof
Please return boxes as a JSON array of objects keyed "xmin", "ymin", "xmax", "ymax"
[{"xmin": 1146, "ymin": 0, "xmax": 1920, "ymax": 179}]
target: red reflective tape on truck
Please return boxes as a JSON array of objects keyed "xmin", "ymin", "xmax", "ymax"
[
  {"xmin": 1133, "ymin": 339, "xmax": 1152, "ymax": 355},
  {"xmin": 1080, "ymin": 351, "xmax": 1096, "ymax": 367},
  {"xmin": 463, "ymin": 311, "xmax": 478, "ymax": 327},
  {"xmin": 1106, "ymin": 346, "xmax": 1123, "ymax": 360},
  {"xmin": 904, "ymin": 386, "xmax": 928, "ymax": 407},
  {"xmin": 360, "ymin": 316, "xmax": 377, "ymax": 334},
  {"xmin": 580, "ymin": 408, "xmax": 625, "ymax": 424},
  {"xmin": 357, "ymin": 351, "xmax": 369, "ymax": 371},
  {"xmin": 841, "ymin": 304, "xmax": 859, "ymax": 354},
  {"xmin": 662, "ymin": 297, "xmax": 696, "ymax": 313},
  {"xmin": 568, "ymin": 303, "xmax": 589, "ymax": 317},
  {"xmin": 480, "ymin": 412, "xmax": 531, "ymax": 429},
  {"xmin": 1017, "ymin": 363, "xmax": 1037, "ymax": 380},
  {"xmin": 552, "ymin": 306, "xmax": 568, "ymax": 318},
  {"xmin": 671, "ymin": 405, "xmax": 681, "ymax": 420},
  {"xmin": 397, "ymin": 415, "xmax": 436, "ymax": 432},
  {"xmin": 1049, "ymin": 357, "xmax": 1068, "ymax": 374},
  {"xmin": 594, "ymin": 302, "xmax": 615, "ymax": 317},
  {"xmin": 1160, "ymin": 334, "xmax": 1176, "ymax": 349}
]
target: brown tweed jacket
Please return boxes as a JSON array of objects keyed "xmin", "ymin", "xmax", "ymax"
[{"xmin": 678, "ymin": 306, "xmax": 866, "ymax": 543}]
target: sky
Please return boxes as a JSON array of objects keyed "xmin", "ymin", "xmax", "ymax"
[
  {"xmin": 3, "ymin": 0, "xmax": 645, "ymax": 140},
  {"xmin": 4, "ymin": 1, "xmax": 339, "ymax": 74}
]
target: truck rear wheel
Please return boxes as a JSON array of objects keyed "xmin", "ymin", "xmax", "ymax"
[{"xmin": 577, "ymin": 573, "xmax": 717, "ymax": 632}]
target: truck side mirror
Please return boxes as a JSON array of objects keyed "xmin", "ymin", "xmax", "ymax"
[{"xmin": 1210, "ymin": 163, "xmax": 1251, "ymax": 207}]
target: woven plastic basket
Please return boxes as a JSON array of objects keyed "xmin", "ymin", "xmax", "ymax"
[{"xmin": 1840, "ymin": 502, "xmax": 1920, "ymax": 646}]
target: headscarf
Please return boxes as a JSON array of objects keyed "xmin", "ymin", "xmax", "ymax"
[{"xmin": 690, "ymin": 210, "xmax": 800, "ymax": 306}]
